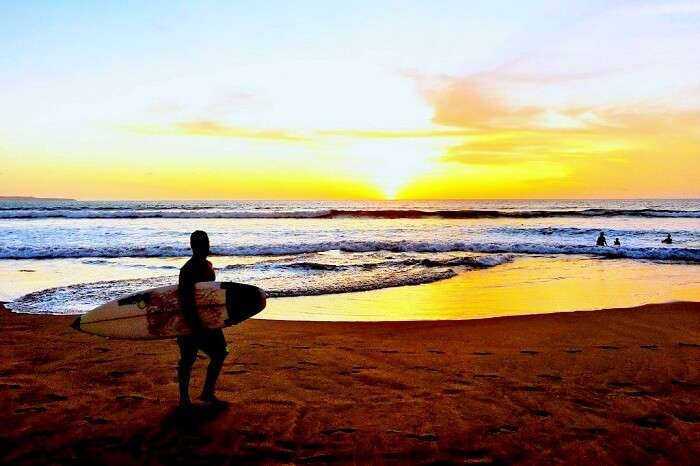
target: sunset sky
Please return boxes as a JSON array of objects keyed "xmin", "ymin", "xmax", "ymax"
[{"xmin": 1, "ymin": 0, "xmax": 699, "ymax": 199}]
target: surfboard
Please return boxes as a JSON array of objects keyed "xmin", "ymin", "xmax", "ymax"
[{"xmin": 71, "ymin": 282, "xmax": 266, "ymax": 340}]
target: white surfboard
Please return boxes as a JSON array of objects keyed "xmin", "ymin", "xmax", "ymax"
[{"xmin": 71, "ymin": 282, "xmax": 266, "ymax": 340}]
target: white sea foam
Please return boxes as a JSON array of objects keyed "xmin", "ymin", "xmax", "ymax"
[{"xmin": 1, "ymin": 241, "xmax": 698, "ymax": 262}]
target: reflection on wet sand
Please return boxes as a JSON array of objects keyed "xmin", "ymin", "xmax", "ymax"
[{"xmin": 262, "ymin": 255, "xmax": 700, "ymax": 321}]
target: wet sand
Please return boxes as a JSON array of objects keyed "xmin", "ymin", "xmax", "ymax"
[{"xmin": 2, "ymin": 301, "xmax": 700, "ymax": 465}]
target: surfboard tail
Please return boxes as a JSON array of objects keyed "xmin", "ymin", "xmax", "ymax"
[{"xmin": 70, "ymin": 316, "xmax": 82, "ymax": 332}]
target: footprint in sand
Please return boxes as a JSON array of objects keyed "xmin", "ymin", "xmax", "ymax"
[
  {"xmin": 351, "ymin": 365, "xmax": 378, "ymax": 373},
  {"xmin": 474, "ymin": 373, "xmax": 501, "ymax": 379},
  {"xmin": 678, "ymin": 342, "xmax": 700, "ymax": 348},
  {"xmin": 608, "ymin": 381, "xmax": 634, "ymax": 388},
  {"xmin": 565, "ymin": 348, "xmax": 582, "ymax": 354},
  {"xmin": 626, "ymin": 389, "xmax": 657, "ymax": 397},
  {"xmin": 514, "ymin": 385, "xmax": 545, "ymax": 392},
  {"xmin": 597, "ymin": 345, "xmax": 621, "ymax": 350},
  {"xmin": 574, "ymin": 399, "xmax": 605, "ymax": 411},
  {"xmin": 44, "ymin": 394, "xmax": 68, "ymax": 402},
  {"xmin": 93, "ymin": 358, "xmax": 118, "ymax": 365},
  {"xmin": 292, "ymin": 345, "xmax": 310, "ymax": 349},
  {"xmin": 95, "ymin": 347, "xmax": 110, "ymax": 353},
  {"xmin": 84, "ymin": 416, "xmax": 112, "ymax": 425},
  {"xmin": 321, "ymin": 426, "xmax": 357, "ymax": 435},
  {"xmin": 280, "ymin": 365, "xmax": 303, "ymax": 371},
  {"xmin": 531, "ymin": 409, "xmax": 551, "ymax": 417},
  {"xmin": 16, "ymin": 406, "xmax": 47, "ymax": 414},
  {"xmin": 224, "ymin": 368, "xmax": 247, "ymax": 375},
  {"xmin": 404, "ymin": 432, "xmax": 439, "ymax": 442},
  {"xmin": 487, "ymin": 424, "xmax": 518, "ymax": 435},
  {"xmin": 409, "ymin": 365, "xmax": 439, "ymax": 372},
  {"xmin": 235, "ymin": 429, "xmax": 269, "ymax": 442},
  {"xmin": 674, "ymin": 412, "xmax": 700, "ymax": 423},
  {"xmin": 520, "ymin": 350, "xmax": 539, "ymax": 355},
  {"xmin": 537, "ymin": 374, "xmax": 563, "ymax": 382},
  {"xmin": 107, "ymin": 370, "xmax": 133, "ymax": 378},
  {"xmin": 633, "ymin": 414, "xmax": 672, "ymax": 429},
  {"xmin": 572, "ymin": 426, "xmax": 608, "ymax": 437},
  {"xmin": 640, "ymin": 344, "xmax": 658, "ymax": 350},
  {"xmin": 471, "ymin": 351, "xmax": 493, "ymax": 356},
  {"xmin": 380, "ymin": 350, "xmax": 399, "ymax": 354},
  {"xmin": 298, "ymin": 361, "xmax": 319, "ymax": 367},
  {"xmin": 116, "ymin": 394, "xmax": 145, "ymax": 402},
  {"xmin": 672, "ymin": 378, "xmax": 700, "ymax": 389},
  {"xmin": 0, "ymin": 383, "xmax": 21, "ymax": 390},
  {"xmin": 427, "ymin": 349, "xmax": 445, "ymax": 354}
]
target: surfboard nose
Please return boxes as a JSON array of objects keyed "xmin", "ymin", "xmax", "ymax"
[{"xmin": 70, "ymin": 316, "xmax": 82, "ymax": 331}]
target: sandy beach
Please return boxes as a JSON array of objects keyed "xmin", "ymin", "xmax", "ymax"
[{"xmin": 2, "ymin": 300, "xmax": 700, "ymax": 465}]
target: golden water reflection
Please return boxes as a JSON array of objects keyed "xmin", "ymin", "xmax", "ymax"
[{"xmin": 260, "ymin": 256, "xmax": 700, "ymax": 321}]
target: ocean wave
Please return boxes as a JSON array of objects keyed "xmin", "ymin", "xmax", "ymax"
[
  {"xmin": 220, "ymin": 254, "xmax": 514, "ymax": 272},
  {"xmin": 7, "ymin": 268, "xmax": 459, "ymax": 315},
  {"xmin": 1, "ymin": 207, "xmax": 699, "ymax": 219},
  {"xmin": 2, "ymin": 241, "xmax": 698, "ymax": 262}
]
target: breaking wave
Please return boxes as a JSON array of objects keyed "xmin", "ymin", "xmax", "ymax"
[
  {"xmin": 2, "ymin": 207, "xmax": 699, "ymax": 219},
  {"xmin": 2, "ymin": 241, "xmax": 698, "ymax": 263}
]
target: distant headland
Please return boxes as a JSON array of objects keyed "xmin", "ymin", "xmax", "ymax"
[{"xmin": 0, "ymin": 196, "xmax": 76, "ymax": 201}]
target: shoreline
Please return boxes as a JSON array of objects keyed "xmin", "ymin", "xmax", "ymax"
[
  {"xmin": 6, "ymin": 255, "xmax": 700, "ymax": 320},
  {"xmin": 3, "ymin": 301, "xmax": 700, "ymax": 464}
]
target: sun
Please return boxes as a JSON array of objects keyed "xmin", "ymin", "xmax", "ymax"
[{"xmin": 341, "ymin": 139, "xmax": 439, "ymax": 200}]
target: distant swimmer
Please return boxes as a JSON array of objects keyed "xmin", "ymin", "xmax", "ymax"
[
  {"xmin": 614, "ymin": 238, "xmax": 621, "ymax": 246},
  {"xmin": 662, "ymin": 234, "xmax": 673, "ymax": 244},
  {"xmin": 596, "ymin": 232, "xmax": 608, "ymax": 247}
]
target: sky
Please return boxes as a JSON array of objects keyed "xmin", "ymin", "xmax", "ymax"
[{"xmin": 1, "ymin": 0, "xmax": 699, "ymax": 200}]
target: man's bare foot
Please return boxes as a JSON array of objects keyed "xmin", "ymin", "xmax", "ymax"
[
  {"xmin": 199, "ymin": 393, "xmax": 227, "ymax": 405},
  {"xmin": 178, "ymin": 399, "xmax": 193, "ymax": 410}
]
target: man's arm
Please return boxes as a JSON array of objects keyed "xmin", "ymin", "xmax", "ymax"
[{"xmin": 178, "ymin": 267, "xmax": 206, "ymax": 334}]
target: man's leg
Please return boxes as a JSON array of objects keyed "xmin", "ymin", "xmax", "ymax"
[
  {"xmin": 200, "ymin": 329, "xmax": 229, "ymax": 402},
  {"xmin": 176, "ymin": 336, "xmax": 198, "ymax": 406}
]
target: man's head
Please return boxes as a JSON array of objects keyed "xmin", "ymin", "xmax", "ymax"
[{"xmin": 190, "ymin": 230, "xmax": 210, "ymax": 257}]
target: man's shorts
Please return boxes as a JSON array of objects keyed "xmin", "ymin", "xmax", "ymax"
[{"xmin": 176, "ymin": 328, "xmax": 229, "ymax": 360}]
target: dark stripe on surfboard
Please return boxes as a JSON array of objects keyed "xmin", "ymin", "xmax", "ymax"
[{"xmin": 79, "ymin": 303, "xmax": 223, "ymax": 326}]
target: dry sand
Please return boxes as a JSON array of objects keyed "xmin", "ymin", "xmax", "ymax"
[{"xmin": 2, "ymin": 301, "xmax": 700, "ymax": 465}]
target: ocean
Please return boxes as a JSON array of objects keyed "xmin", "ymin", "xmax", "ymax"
[{"xmin": 1, "ymin": 199, "xmax": 699, "ymax": 318}]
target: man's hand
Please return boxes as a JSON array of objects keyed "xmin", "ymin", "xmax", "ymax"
[{"xmin": 178, "ymin": 284, "xmax": 207, "ymax": 335}]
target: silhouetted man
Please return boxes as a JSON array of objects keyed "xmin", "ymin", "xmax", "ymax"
[
  {"xmin": 662, "ymin": 234, "xmax": 673, "ymax": 244},
  {"xmin": 177, "ymin": 230, "xmax": 228, "ymax": 407},
  {"xmin": 596, "ymin": 232, "xmax": 607, "ymax": 246},
  {"xmin": 614, "ymin": 238, "xmax": 621, "ymax": 246}
]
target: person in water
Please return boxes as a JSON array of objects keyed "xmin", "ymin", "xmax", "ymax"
[
  {"xmin": 596, "ymin": 232, "xmax": 608, "ymax": 246},
  {"xmin": 614, "ymin": 238, "xmax": 621, "ymax": 246},
  {"xmin": 662, "ymin": 234, "xmax": 673, "ymax": 244},
  {"xmin": 177, "ymin": 230, "xmax": 228, "ymax": 407}
]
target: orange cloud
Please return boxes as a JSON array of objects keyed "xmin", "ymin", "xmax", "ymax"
[{"xmin": 399, "ymin": 72, "xmax": 700, "ymax": 198}]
